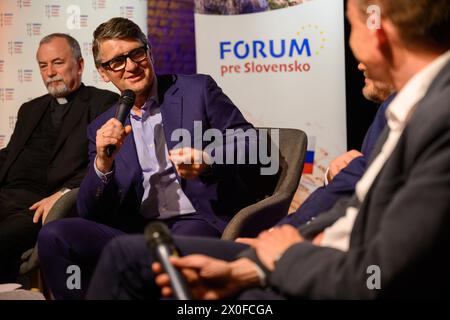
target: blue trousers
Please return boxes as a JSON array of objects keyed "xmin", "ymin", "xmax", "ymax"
[{"xmin": 38, "ymin": 216, "xmax": 221, "ymax": 299}]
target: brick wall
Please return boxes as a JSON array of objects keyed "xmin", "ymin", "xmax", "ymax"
[{"xmin": 147, "ymin": 0, "xmax": 196, "ymax": 75}]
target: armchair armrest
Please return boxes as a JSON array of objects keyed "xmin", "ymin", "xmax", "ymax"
[
  {"xmin": 19, "ymin": 188, "xmax": 80, "ymax": 275},
  {"xmin": 221, "ymin": 191, "xmax": 292, "ymax": 241}
]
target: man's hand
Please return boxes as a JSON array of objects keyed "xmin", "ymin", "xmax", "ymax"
[
  {"xmin": 95, "ymin": 118, "xmax": 132, "ymax": 173},
  {"xmin": 169, "ymin": 147, "xmax": 210, "ymax": 179},
  {"xmin": 153, "ymin": 255, "xmax": 260, "ymax": 300},
  {"xmin": 237, "ymin": 225, "xmax": 304, "ymax": 271},
  {"xmin": 327, "ymin": 149, "xmax": 363, "ymax": 182},
  {"xmin": 30, "ymin": 191, "xmax": 64, "ymax": 224},
  {"xmin": 312, "ymin": 232, "xmax": 324, "ymax": 245}
]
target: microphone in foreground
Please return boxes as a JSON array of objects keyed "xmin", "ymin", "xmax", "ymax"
[
  {"xmin": 145, "ymin": 221, "xmax": 193, "ymax": 300},
  {"xmin": 106, "ymin": 89, "xmax": 136, "ymax": 157}
]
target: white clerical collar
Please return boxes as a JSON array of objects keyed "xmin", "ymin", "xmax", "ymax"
[{"xmin": 56, "ymin": 97, "xmax": 68, "ymax": 104}]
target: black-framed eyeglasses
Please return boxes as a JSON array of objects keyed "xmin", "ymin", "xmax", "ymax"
[{"xmin": 101, "ymin": 45, "xmax": 148, "ymax": 71}]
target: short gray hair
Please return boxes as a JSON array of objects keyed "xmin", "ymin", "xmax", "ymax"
[{"xmin": 39, "ymin": 33, "xmax": 82, "ymax": 60}]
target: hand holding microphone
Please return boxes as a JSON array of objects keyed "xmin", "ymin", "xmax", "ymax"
[
  {"xmin": 106, "ymin": 89, "xmax": 136, "ymax": 157},
  {"xmin": 145, "ymin": 221, "xmax": 193, "ymax": 300},
  {"xmin": 95, "ymin": 89, "xmax": 135, "ymax": 173}
]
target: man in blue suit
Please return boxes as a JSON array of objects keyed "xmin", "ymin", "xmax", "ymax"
[
  {"xmin": 276, "ymin": 62, "xmax": 395, "ymax": 227},
  {"xmin": 37, "ymin": 17, "xmax": 259, "ymax": 299}
]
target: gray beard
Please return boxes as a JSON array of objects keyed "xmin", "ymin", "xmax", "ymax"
[{"xmin": 47, "ymin": 82, "xmax": 69, "ymax": 98}]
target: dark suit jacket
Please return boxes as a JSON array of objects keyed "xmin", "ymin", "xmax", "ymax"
[
  {"xmin": 77, "ymin": 74, "xmax": 259, "ymax": 234},
  {"xmin": 0, "ymin": 84, "xmax": 118, "ymax": 196},
  {"xmin": 247, "ymin": 60, "xmax": 450, "ymax": 299},
  {"xmin": 278, "ymin": 94, "xmax": 395, "ymax": 227}
]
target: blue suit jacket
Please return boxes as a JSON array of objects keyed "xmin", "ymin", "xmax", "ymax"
[
  {"xmin": 77, "ymin": 74, "xmax": 258, "ymax": 233},
  {"xmin": 278, "ymin": 93, "xmax": 396, "ymax": 227}
]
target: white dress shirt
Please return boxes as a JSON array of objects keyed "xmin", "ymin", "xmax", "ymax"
[{"xmin": 320, "ymin": 50, "xmax": 450, "ymax": 251}]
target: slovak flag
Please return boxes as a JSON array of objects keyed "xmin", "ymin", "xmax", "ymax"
[{"xmin": 303, "ymin": 135, "xmax": 315, "ymax": 174}]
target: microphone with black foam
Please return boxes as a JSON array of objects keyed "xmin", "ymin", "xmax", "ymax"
[
  {"xmin": 106, "ymin": 89, "xmax": 136, "ymax": 157},
  {"xmin": 145, "ymin": 221, "xmax": 193, "ymax": 300}
]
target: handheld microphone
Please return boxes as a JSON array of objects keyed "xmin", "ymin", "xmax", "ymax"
[
  {"xmin": 145, "ymin": 221, "xmax": 193, "ymax": 300},
  {"xmin": 106, "ymin": 89, "xmax": 135, "ymax": 157}
]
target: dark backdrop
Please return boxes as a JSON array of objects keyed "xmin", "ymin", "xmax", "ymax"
[{"xmin": 343, "ymin": 0, "xmax": 379, "ymax": 150}]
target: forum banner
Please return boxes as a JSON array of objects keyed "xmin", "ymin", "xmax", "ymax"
[
  {"xmin": 195, "ymin": 0, "xmax": 347, "ymax": 202},
  {"xmin": 0, "ymin": 0, "xmax": 147, "ymax": 147}
]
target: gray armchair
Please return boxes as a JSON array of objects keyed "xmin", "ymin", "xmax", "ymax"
[
  {"xmin": 19, "ymin": 188, "xmax": 79, "ymax": 276},
  {"xmin": 221, "ymin": 127, "xmax": 307, "ymax": 240}
]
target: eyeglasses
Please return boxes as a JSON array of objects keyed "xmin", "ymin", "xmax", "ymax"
[{"xmin": 101, "ymin": 45, "xmax": 148, "ymax": 71}]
